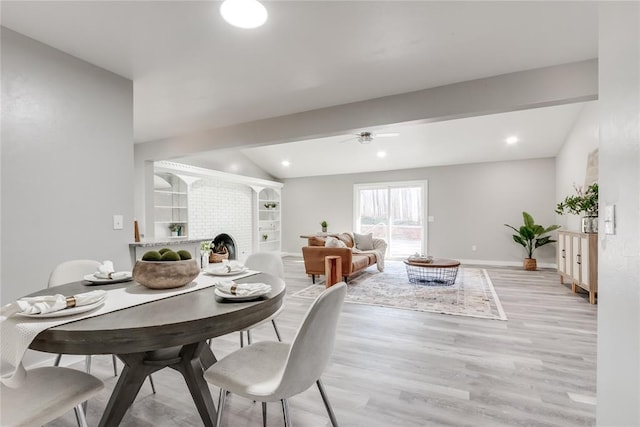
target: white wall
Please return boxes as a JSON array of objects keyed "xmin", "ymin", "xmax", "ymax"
[
  {"xmin": 1, "ymin": 28, "xmax": 134, "ymax": 303},
  {"xmin": 555, "ymin": 101, "xmax": 600, "ymax": 231},
  {"xmin": 596, "ymin": 3, "xmax": 640, "ymax": 425},
  {"xmin": 282, "ymin": 158, "xmax": 557, "ymax": 266}
]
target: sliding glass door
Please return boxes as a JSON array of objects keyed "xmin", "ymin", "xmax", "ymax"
[{"xmin": 354, "ymin": 181, "xmax": 427, "ymax": 257}]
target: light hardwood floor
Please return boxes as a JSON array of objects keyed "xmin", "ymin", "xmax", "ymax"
[{"xmin": 48, "ymin": 257, "xmax": 597, "ymax": 426}]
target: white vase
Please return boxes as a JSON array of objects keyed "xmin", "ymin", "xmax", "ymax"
[{"xmin": 200, "ymin": 252, "xmax": 209, "ymax": 270}]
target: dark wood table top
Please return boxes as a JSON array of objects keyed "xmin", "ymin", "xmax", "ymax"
[{"xmin": 28, "ymin": 272, "xmax": 285, "ymax": 355}]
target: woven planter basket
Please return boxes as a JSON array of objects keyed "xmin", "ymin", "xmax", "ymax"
[
  {"xmin": 523, "ymin": 258, "xmax": 537, "ymax": 271},
  {"xmin": 209, "ymin": 246, "xmax": 229, "ymax": 263}
]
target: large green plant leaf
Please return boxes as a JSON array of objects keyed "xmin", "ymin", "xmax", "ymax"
[
  {"xmin": 512, "ymin": 235, "xmax": 526, "ymax": 247},
  {"xmin": 523, "ymin": 212, "xmax": 535, "ymax": 228},
  {"xmin": 519, "ymin": 226, "xmax": 535, "ymax": 240}
]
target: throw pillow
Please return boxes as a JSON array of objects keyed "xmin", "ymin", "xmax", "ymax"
[
  {"xmin": 325, "ymin": 236, "xmax": 347, "ymax": 248},
  {"xmin": 353, "ymin": 232, "xmax": 374, "ymax": 250}
]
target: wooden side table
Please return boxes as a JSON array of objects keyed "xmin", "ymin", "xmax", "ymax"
[{"xmin": 325, "ymin": 256, "xmax": 342, "ymax": 288}]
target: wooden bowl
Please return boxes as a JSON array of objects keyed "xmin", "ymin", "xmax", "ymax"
[{"xmin": 132, "ymin": 259, "xmax": 200, "ymax": 289}]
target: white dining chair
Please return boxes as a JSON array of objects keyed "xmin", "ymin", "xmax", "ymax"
[
  {"xmin": 204, "ymin": 281, "xmax": 347, "ymax": 427},
  {"xmin": 239, "ymin": 252, "xmax": 286, "ymax": 347},
  {"xmin": 1, "ymin": 363, "xmax": 104, "ymax": 427},
  {"xmin": 48, "ymin": 259, "xmax": 156, "ymax": 393}
]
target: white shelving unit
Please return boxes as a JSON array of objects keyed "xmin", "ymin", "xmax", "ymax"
[
  {"xmin": 154, "ymin": 173, "xmax": 189, "ymax": 240},
  {"xmin": 257, "ymin": 187, "xmax": 281, "ymax": 252}
]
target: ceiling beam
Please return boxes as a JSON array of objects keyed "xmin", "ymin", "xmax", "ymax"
[{"xmin": 135, "ymin": 59, "xmax": 597, "ymax": 163}]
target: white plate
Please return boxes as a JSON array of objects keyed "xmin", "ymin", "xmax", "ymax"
[
  {"xmin": 214, "ymin": 288, "xmax": 268, "ymax": 301},
  {"xmin": 83, "ymin": 272, "xmax": 133, "ymax": 284},
  {"xmin": 205, "ymin": 267, "xmax": 248, "ymax": 276},
  {"xmin": 17, "ymin": 299, "xmax": 106, "ymax": 318}
]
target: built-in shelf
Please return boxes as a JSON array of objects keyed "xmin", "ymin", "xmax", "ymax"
[
  {"xmin": 154, "ymin": 173, "xmax": 189, "ymax": 239},
  {"xmin": 257, "ymin": 188, "xmax": 281, "ymax": 253}
]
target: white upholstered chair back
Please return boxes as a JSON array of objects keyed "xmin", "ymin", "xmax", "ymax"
[
  {"xmin": 244, "ymin": 252, "xmax": 285, "ymax": 279},
  {"xmin": 48, "ymin": 259, "xmax": 101, "ymax": 287},
  {"xmin": 273, "ymin": 281, "xmax": 346, "ymax": 399}
]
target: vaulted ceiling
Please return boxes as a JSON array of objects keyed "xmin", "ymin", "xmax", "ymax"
[{"xmin": 1, "ymin": 1, "xmax": 598, "ymax": 178}]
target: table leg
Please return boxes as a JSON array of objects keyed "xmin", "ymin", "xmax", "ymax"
[
  {"xmin": 170, "ymin": 342, "xmax": 217, "ymax": 427},
  {"xmin": 98, "ymin": 353, "xmax": 161, "ymax": 427},
  {"xmin": 98, "ymin": 342, "xmax": 218, "ymax": 427}
]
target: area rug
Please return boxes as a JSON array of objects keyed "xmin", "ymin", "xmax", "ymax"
[{"xmin": 292, "ymin": 261, "xmax": 507, "ymax": 320}]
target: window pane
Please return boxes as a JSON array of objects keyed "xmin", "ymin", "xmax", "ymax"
[
  {"xmin": 355, "ymin": 182, "xmax": 426, "ymax": 257},
  {"xmin": 358, "ymin": 189, "xmax": 388, "ymax": 239},
  {"xmin": 389, "ymin": 187, "xmax": 423, "ymax": 256}
]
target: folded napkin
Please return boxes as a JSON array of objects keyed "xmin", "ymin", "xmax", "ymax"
[
  {"xmin": 215, "ymin": 281, "xmax": 271, "ymax": 296},
  {"xmin": 1, "ymin": 290, "xmax": 107, "ymax": 317},
  {"xmin": 95, "ymin": 260, "xmax": 128, "ymax": 279},
  {"xmin": 209, "ymin": 261, "xmax": 246, "ymax": 274}
]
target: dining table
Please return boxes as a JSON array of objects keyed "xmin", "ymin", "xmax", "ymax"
[{"xmin": 16, "ymin": 270, "xmax": 285, "ymax": 427}]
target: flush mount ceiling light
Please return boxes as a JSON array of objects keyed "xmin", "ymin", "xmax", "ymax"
[
  {"xmin": 377, "ymin": 151, "xmax": 387, "ymax": 158},
  {"xmin": 505, "ymin": 136, "xmax": 519, "ymax": 144},
  {"xmin": 281, "ymin": 160, "xmax": 290, "ymax": 167},
  {"xmin": 220, "ymin": 0, "xmax": 268, "ymax": 29}
]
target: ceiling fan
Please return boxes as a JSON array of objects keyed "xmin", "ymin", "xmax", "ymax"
[{"xmin": 340, "ymin": 131, "xmax": 399, "ymax": 144}]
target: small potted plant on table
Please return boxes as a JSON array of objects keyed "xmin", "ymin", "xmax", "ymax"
[
  {"xmin": 320, "ymin": 220, "xmax": 328, "ymax": 233},
  {"xmin": 556, "ymin": 183, "xmax": 598, "ymax": 233}
]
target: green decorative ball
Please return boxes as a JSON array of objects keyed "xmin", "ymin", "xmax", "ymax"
[
  {"xmin": 142, "ymin": 250, "xmax": 162, "ymax": 261},
  {"xmin": 158, "ymin": 248, "xmax": 172, "ymax": 255},
  {"xmin": 177, "ymin": 250, "xmax": 192, "ymax": 260},
  {"xmin": 160, "ymin": 251, "xmax": 181, "ymax": 261}
]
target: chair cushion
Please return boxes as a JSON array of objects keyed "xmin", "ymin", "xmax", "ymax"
[
  {"xmin": 352, "ymin": 254, "xmax": 374, "ymax": 271},
  {"xmin": 204, "ymin": 341, "xmax": 291, "ymax": 402},
  {"xmin": 1, "ymin": 367, "xmax": 103, "ymax": 426}
]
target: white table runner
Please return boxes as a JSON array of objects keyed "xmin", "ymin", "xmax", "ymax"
[{"xmin": 0, "ymin": 270, "xmax": 258, "ymax": 385}]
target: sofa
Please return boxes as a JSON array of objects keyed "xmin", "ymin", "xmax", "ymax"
[{"xmin": 301, "ymin": 232, "xmax": 387, "ymax": 283}]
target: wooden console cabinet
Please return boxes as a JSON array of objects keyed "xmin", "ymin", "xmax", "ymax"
[{"xmin": 557, "ymin": 231, "xmax": 598, "ymax": 304}]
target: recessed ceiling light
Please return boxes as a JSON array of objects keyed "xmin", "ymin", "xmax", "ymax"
[
  {"xmin": 505, "ymin": 136, "xmax": 519, "ymax": 144},
  {"xmin": 377, "ymin": 151, "xmax": 387, "ymax": 158},
  {"xmin": 220, "ymin": 0, "xmax": 268, "ymax": 29},
  {"xmin": 281, "ymin": 160, "xmax": 290, "ymax": 167}
]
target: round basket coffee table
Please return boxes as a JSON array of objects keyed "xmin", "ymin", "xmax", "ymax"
[{"xmin": 403, "ymin": 258, "xmax": 460, "ymax": 286}]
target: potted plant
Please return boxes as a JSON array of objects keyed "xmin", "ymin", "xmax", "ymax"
[
  {"xmin": 320, "ymin": 220, "xmax": 328, "ymax": 233},
  {"xmin": 505, "ymin": 211, "xmax": 561, "ymax": 271},
  {"xmin": 556, "ymin": 183, "xmax": 598, "ymax": 233},
  {"xmin": 168, "ymin": 223, "xmax": 181, "ymax": 236}
]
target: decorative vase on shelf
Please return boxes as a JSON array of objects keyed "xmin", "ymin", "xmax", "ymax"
[{"xmin": 582, "ymin": 216, "xmax": 598, "ymax": 233}]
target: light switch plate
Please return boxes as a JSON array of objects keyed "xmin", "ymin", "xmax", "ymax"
[
  {"xmin": 113, "ymin": 215, "xmax": 124, "ymax": 230},
  {"xmin": 604, "ymin": 204, "xmax": 615, "ymax": 235}
]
